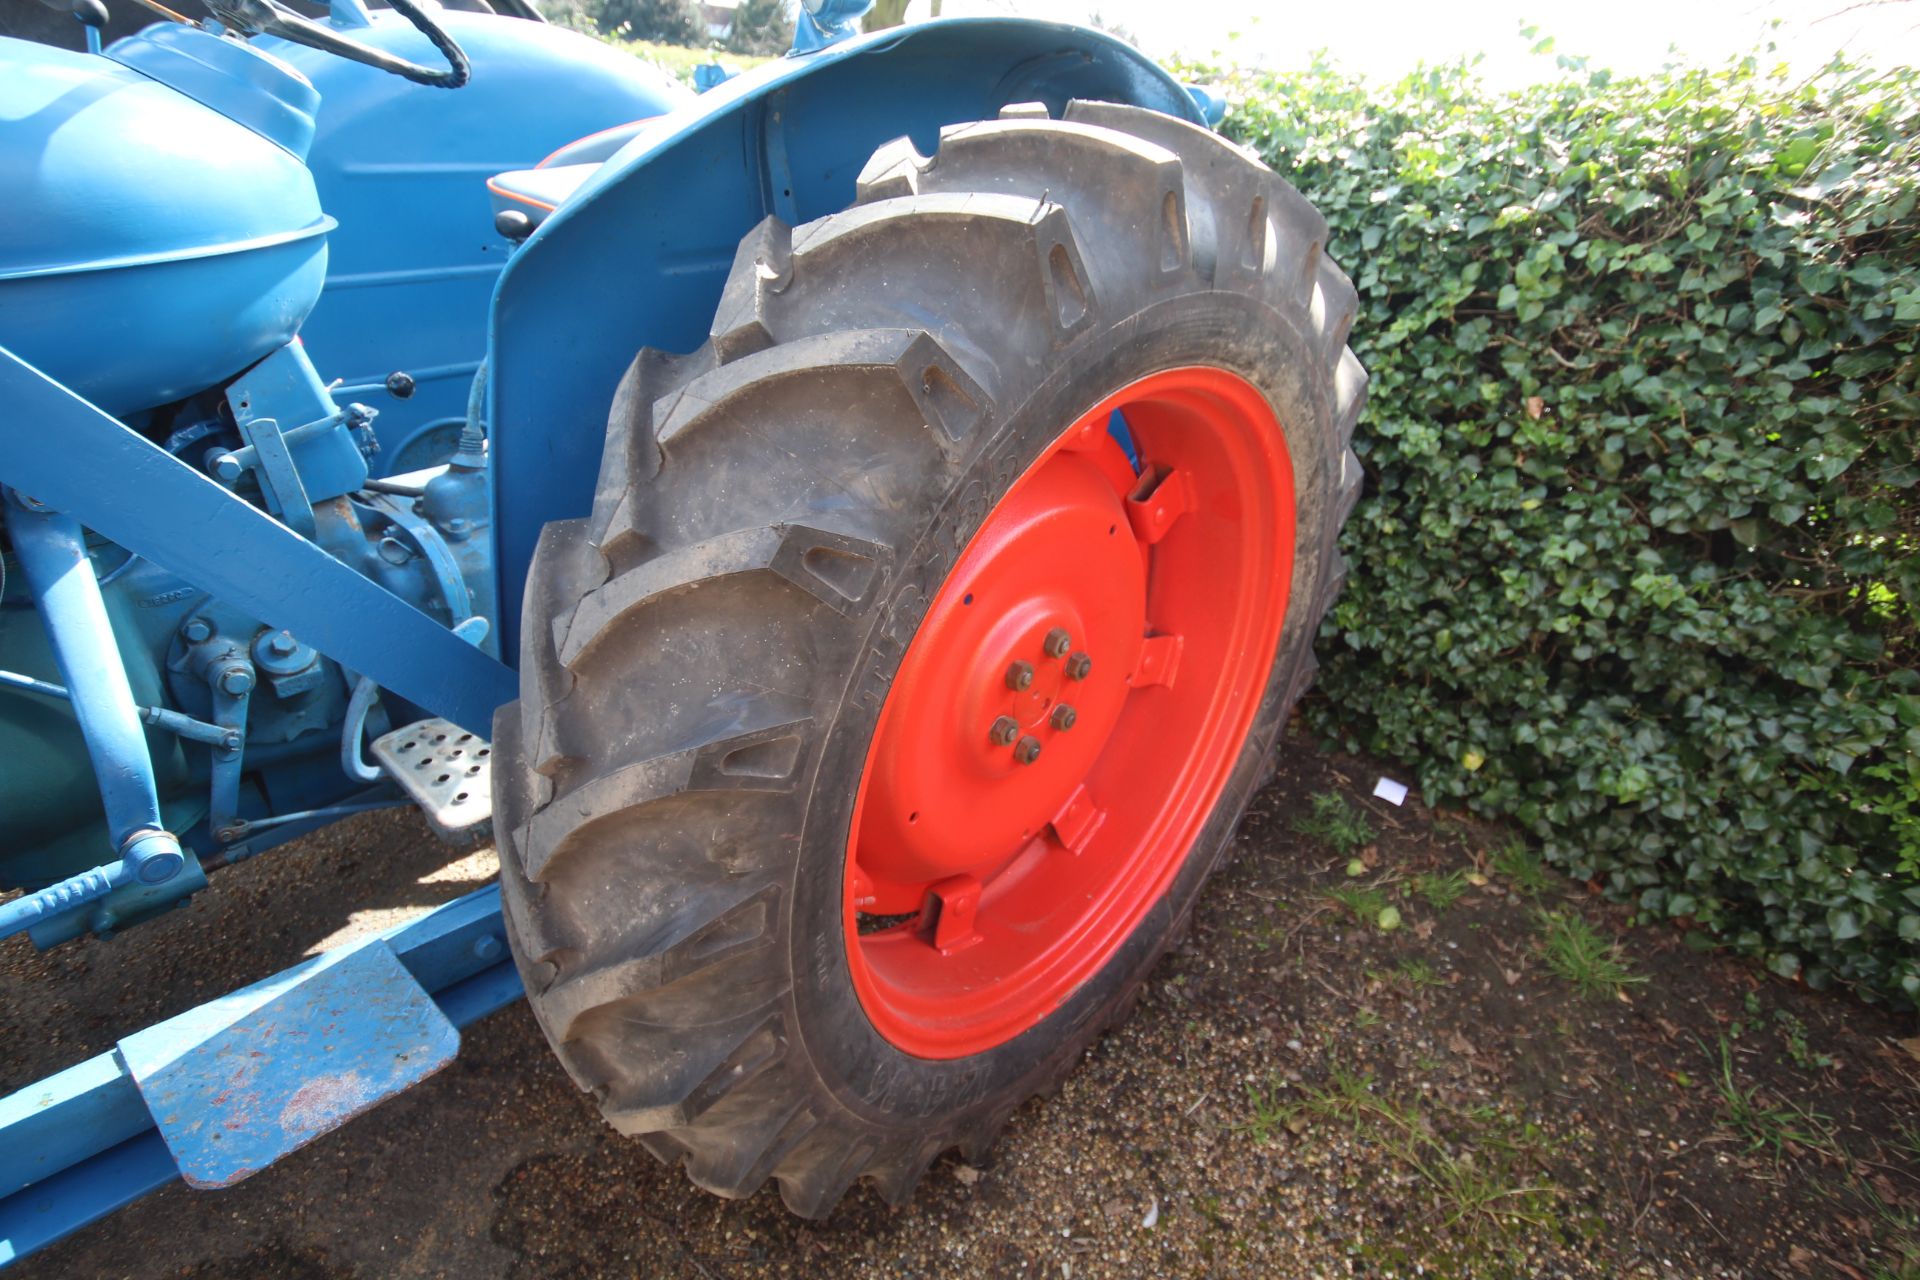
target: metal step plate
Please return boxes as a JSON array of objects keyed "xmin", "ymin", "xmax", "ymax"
[{"xmin": 370, "ymin": 717, "xmax": 492, "ymax": 839}]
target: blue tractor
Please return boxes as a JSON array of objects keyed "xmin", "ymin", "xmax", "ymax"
[{"xmin": 0, "ymin": 0, "xmax": 1363, "ymax": 1257}]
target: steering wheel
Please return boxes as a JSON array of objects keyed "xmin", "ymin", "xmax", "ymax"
[
  {"xmin": 36, "ymin": 0, "xmax": 475, "ymax": 88},
  {"xmin": 204, "ymin": 0, "xmax": 470, "ymax": 87}
]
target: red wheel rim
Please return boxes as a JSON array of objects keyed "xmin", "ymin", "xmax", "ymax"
[{"xmin": 843, "ymin": 366, "xmax": 1296, "ymax": 1059}]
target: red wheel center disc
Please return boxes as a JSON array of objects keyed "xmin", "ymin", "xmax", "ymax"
[
  {"xmin": 857, "ymin": 454, "xmax": 1145, "ymax": 896},
  {"xmin": 844, "ymin": 367, "xmax": 1296, "ymax": 1059}
]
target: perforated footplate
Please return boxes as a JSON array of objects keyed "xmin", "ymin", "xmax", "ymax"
[{"xmin": 370, "ymin": 717, "xmax": 493, "ymax": 840}]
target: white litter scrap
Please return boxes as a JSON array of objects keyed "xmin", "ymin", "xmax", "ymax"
[{"xmin": 1372, "ymin": 776, "xmax": 1410, "ymax": 806}]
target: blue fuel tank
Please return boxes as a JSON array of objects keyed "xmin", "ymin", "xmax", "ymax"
[{"xmin": 0, "ymin": 27, "xmax": 333, "ymax": 417}]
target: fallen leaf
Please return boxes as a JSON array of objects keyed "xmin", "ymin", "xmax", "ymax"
[
  {"xmin": 1898, "ymin": 1037, "xmax": 1920, "ymax": 1065},
  {"xmin": 1413, "ymin": 918, "xmax": 1436, "ymax": 940},
  {"xmin": 1789, "ymin": 1245, "xmax": 1815, "ymax": 1274},
  {"xmin": 953, "ymin": 1165, "xmax": 982, "ymax": 1186},
  {"xmin": 1502, "ymin": 967, "xmax": 1523, "ymax": 987},
  {"xmin": 1656, "ymin": 1016, "xmax": 1683, "ymax": 1040},
  {"xmin": 1525, "ymin": 395, "xmax": 1545, "ymax": 419},
  {"xmin": 1141, "ymin": 1197, "xmax": 1160, "ymax": 1229},
  {"xmin": 1448, "ymin": 1031, "xmax": 1477, "ymax": 1057}
]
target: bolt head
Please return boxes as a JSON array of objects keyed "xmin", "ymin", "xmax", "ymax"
[
  {"xmin": 1006, "ymin": 660, "xmax": 1035, "ymax": 691},
  {"xmin": 989, "ymin": 715, "xmax": 1020, "ymax": 746},
  {"xmin": 1065, "ymin": 651, "xmax": 1093, "ymax": 680},
  {"xmin": 182, "ymin": 617, "xmax": 213, "ymax": 644},
  {"xmin": 1050, "ymin": 704, "xmax": 1078, "ymax": 731},
  {"xmin": 1043, "ymin": 627, "xmax": 1073, "ymax": 658},
  {"xmin": 267, "ymin": 631, "xmax": 298, "ymax": 657},
  {"xmin": 1013, "ymin": 735, "xmax": 1043, "ymax": 765},
  {"xmin": 219, "ymin": 666, "xmax": 255, "ymax": 696}
]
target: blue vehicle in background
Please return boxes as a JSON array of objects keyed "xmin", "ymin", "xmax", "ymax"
[{"xmin": 0, "ymin": 0, "xmax": 1364, "ymax": 1259}]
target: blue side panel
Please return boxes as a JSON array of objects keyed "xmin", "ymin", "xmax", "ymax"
[
  {"xmin": 259, "ymin": 13, "xmax": 689, "ymax": 473},
  {"xmin": 488, "ymin": 18, "xmax": 1203, "ymax": 656}
]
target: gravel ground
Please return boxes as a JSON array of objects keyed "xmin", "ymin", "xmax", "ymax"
[{"xmin": 5, "ymin": 730, "xmax": 1917, "ymax": 1279}]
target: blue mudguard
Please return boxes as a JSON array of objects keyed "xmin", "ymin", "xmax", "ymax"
[{"xmin": 488, "ymin": 18, "xmax": 1205, "ymax": 656}]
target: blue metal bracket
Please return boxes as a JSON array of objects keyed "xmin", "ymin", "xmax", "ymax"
[
  {"xmin": 0, "ymin": 886, "xmax": 522, "ymax": 1266},
  {"xmin": 0, "ymin": 499, "xmax": 193, "ymax": 942},
  {"xmin": 0, "ymin": 346, "xmax": 513, "ymax": 736},
  {"xmin": 120, "ymin": 942, "xmax": 459, "ymax": 1189}
]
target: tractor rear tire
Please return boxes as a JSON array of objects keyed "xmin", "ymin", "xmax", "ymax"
[{"xmin": 496, "ymin": 101, "xmax": 1365, "ymax": 1216}]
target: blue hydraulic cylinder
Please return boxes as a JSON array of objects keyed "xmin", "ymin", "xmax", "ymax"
[{"xmin": 0, "ymin": 498, "xmax": 186, "ymax": 939}]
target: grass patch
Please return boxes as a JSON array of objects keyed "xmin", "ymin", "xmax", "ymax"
[
  {"xmin": 1773, "ymin": 1009, "xmax": 1835, "ymax": 1071},
  {"xmin": 1327, "ymin": 882, "xmax": 1389, "ymax": 926},
  {"xmin": 1857, "ymin": 1170, "xmax": 1920, "ymax": 1280},
  {"xmin": 1536, "ymin": 910, "xmax": 1646, "ymax": 999},
  {"xmin": 1706, "ymin": 1036, "xmax": 1840, "ymax": 1163},
  {"xmin": 1292, "ymin": 790, "xmax": 1374, "ymax": 856},
  {"xmin": 1413, "ymin": 868, "xmax": 1470, "ymax": 911},
  {"xmin": 1371, "ymin": 957, "xmax": 1444, "ymax": 990},
  {"xmin": 1258, "ymin": 1063, "xmax": 1563, "ymax": 1237},
  {"xmin": 1490, "ymin": 838, "xmax": 1555, "ymax": 896},
  {"xmin": 1244, "ymin": 1078, "xmax": 1297, "ymax": 1144},
  {"xmin": 1396, "ymin": 957, "xmax": 1445, "ymax": 989}
]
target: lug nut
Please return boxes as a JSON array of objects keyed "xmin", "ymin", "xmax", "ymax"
[
  {"xmin": 1050, "ymin": 704, "xmax": 1078, "ymax": 731},
  {"xmin": 1065, "ymin": 651, "xmax": 1093, "ymax": 680},
  {"xmin": 1013, "ymin": 735, "xmax": 1043, "ymax": 765},
  {"xmin": 1043, "ymin": 627, "xmax": 1073, "ymax": 658},
  {"xmin": 1006, "ymin": 660, "xmax": 1035, "ymax": 691},
  {"xmin": 989, "ymin": 715, "xmax": 1019, "ymax": 746}
]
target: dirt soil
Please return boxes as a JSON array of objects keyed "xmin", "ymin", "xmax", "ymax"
[{"xmin": 5, "ymin": 728, "xmax": 1918, "ymax": 1279}]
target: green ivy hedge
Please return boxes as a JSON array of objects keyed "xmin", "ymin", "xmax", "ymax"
[{"xmin": 1212, "ymin": 51, "xmax": 1919, "ymax": 1001}]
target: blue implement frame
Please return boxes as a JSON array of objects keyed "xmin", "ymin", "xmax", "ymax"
[{"xmin": 0, "ymin": 886, "xmax": 520, "ymax": 1264}]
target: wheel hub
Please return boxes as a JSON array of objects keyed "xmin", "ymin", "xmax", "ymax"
[{"xmin": 857, "ymin": 453, "xmax": 1144, "ymax": 898}]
